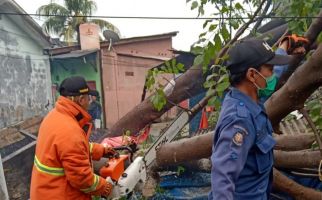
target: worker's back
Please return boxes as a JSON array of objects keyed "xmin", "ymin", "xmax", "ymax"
[{"xmin": 30, "ymin": 97, "xmax": 93, "ymax": 200}]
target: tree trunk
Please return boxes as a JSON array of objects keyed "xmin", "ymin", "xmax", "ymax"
[
  {"xmin": 156, "ymin": 132, "xmax": 321, "ymax": 169},
  {"xmin": 106, "ymin": 64, "xmax": 205, "ymax": 137},
  {"xmin": 274, "ymin": 134, "xmax": 315, "ymax": 151},
  {"xmin": 273, "ymin": 169, "xmax": 322, "ymax": 200},
  {"xmin": 274, "ymin": 150, "xmax": 322, "ymax": 168},
  {"xmin": 266, "ymin": 10, "xmax": 322, "ymax": 126}
]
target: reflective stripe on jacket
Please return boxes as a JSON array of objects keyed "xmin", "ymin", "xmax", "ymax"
[{"xmin": 30, "ymin": 96, "xmax": 107, "ymax": 200}]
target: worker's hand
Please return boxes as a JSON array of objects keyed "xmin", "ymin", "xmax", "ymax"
[
  {"xmin": 103, "ymin": 144, "xmax": 117, "ymax": 158},
  {"xmin": 106, "ymin": 177, "xmax": 115, "ymax": 186},
  {"xmin": 279, "ymin": 34, "xmax": 309, "ymax": 54},
  {"xmin": 101, "ymin": 177, "xmax": 114, "ymax": 197}
]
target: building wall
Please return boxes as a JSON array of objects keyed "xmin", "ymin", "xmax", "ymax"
[
  {"xmin": 50, "ymin": 53, "xmax": 102, "ymax": 99},
  {"xmin": 101, "ymin": 38, "xmax": 175, "ymax": 128},
  {"xmin": 116, "ymin": 38, "xmax": 172, "ymax": 58},
  {"xmin": 0, "ymin": 15, "xmax": 51, "ymax": 129},
  {"xmin": 50, "ymin": 53, "xmax": 105, "ymax": 125}
]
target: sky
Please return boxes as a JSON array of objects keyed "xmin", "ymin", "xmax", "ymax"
[{"xmin": 14, "ymin": 0, "xmax": 210, "ymax": 51}]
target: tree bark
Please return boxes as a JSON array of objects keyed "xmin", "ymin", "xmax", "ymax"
[
  {"xmin": 274, "ymin": 133, "xmax": 315, "ymax": 151},
  {"xmin": 274, "ymin": 150, "xmax": 322, "ymax": 168},
  {"xmin": 156, "ymin": 132, "xmax": 321, "ymax": 169},
  {"xmin": 266, "ymin": 42, "xmax": 322, "ymax": 126},
  {"xmin": 273, "ymin": 169, "xmax": 322, "ymax": 200}
]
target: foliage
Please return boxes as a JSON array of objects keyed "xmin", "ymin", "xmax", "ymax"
[
  {"xmin": 176, "ymin": 166, "xmax": 186, "ymax": 176},
  {"xmin": 37, "ymin": 0, "xmax": 120, "ymax": 42},
  {"xmin": 155, "ymin": 185, "xmax": 166, "ymax": 194},
  {"xmin": 305, "ymin": 88, "xmax": 322, "ymax": 150},
  {"xmin": 145, "ymin": 59, "xmax": 185, "ymax": 111},
  {"xmin": 273, "ymin": 0, "xmax": 322, "ymax": 34},
  {"xmin": 147, "ymin": 0, "xmax": 322, "ymax": 126}
]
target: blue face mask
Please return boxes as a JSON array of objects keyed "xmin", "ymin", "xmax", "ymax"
[{"xmin": 253, "ymin": 70, "xmax": 278, "ymax": 98}]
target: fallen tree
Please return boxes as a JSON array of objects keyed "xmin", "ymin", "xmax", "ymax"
[
  {"xmin": 99, "ymin": 3, "xmax": 322, "ymax": 199},
  {"xmin": 155, "ymin": 9, "xmax": 322, "ymax": 168},
  {"xmin": 273, "ymin": 133, "xmax": 315, "ymax": 151},
  {"xmin": 103, "ymin": 20, "xmax": 288, "ymax": 138},
  {"xmin": 273, "ymin": 169, "xmax": 322, "ymax": 200},
  {"xmin": 155, "ymin": 132, "xmax": 321, "ymax": 169}
]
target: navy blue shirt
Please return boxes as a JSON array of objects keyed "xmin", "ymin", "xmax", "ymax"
[
  {"xmin": 209, "ymin": 88, "xmax": 276, "ymax": 200},
  {"xmin": 88, "ymin": 101, "xmax": 102, "ymax": 120}
]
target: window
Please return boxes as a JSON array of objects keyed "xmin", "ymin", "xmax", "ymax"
[{"xmin": 125, "ymin": 71, "xmax": 134, "ymax": 76}]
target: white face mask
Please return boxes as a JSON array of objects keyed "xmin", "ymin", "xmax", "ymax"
[{"xmin": 251, "ymin": 69, "xmax": 267, "ymax": 89}]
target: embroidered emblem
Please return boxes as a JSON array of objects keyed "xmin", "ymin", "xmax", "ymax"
[
  {"xmin": 263, "ymin": 42, "xmax": 273, "ymax": 52},
  {"xmin": 232, "ymin": 132, "xmax": 244, "ymax": 146}
]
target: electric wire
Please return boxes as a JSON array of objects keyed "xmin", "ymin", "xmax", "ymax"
[{"xmin": 2, "ymin": 12, "xmax": 322, "ymax": 20}]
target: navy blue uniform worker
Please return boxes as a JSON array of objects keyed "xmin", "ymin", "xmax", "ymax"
[{"xmin": 208, "ymin": 39, "xmax": 293, "ymax": 200}]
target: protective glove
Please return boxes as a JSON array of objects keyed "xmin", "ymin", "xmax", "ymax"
[
  {"xmin": 280, "ymin": 34, "xmax": 309, "ymax": 54},
  {"xmin": 101, "ymin": 177, "xmax": 114, "ymax": 197},
  {"xmin": 103, "ymin": 144, "xmax": 117, "ymax": 158}
]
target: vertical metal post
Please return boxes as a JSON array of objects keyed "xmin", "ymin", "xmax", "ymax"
[{"xmin": 0, "ymin": 155, "xmax": 9, "ymax": 200}]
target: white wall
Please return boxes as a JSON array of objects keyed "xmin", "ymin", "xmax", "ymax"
[{"xmin": 0, "ymin": 14, "xmax": 52, "ymax": 128}]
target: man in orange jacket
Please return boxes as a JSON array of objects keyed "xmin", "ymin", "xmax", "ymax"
[{"xmin": 30, "ymin": 76, "xmax": 115, "ymax": 200}]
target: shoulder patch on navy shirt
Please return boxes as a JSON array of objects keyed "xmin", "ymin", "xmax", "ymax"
[
  {"xmin": 232, "ymin": 132, "xmax": 244, "ymax": 146},
  {"xmin": 236, "ymin": 101, "xmax": 248, "ymax": 118}
]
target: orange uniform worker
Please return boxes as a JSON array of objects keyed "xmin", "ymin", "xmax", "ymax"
[{"xmin": 30, "ymin": 76, "xmax": 115, "ymax": 200}]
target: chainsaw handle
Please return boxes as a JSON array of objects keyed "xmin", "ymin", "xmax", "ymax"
[{"xmin": 111, "ymin": 143, "xmax": 138, "ymax": 162}]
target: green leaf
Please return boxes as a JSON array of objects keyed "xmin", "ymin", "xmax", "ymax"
[
  {"xmin": 217, "ymin": 73, "xmax": 229, "ymax": 83},
  {"xmin": 221, "ymin": 25, "xmax": 230, "ymax": 41},
  {"xmin": 203, "ymin": 19, "xmax": 212, "ymax": 29},
  {"xmin": 165, "ymin": 60, "xmax": 171, "ymax": 68},
  {"xmin": 235, "ymin": 2, "xmax": 243, "ymax": 10},
  {"xmin": 209, "ymin": 24, "xmax": 218, "ymax": 32},
  {"xmin": 317, "ymin": 32, "xmax": 322, "ymax": 43},
  {"xmin": 151, "ymin": 89, "xmax": 167, "ymax": 111},
  {"xmin": 214, "ymin": 34, "xmax": 222, "ymax": 52},
  {"xmin": 176, "ymin": 166, "xmax": 185, "ymax": 176},
  {"xmin": 191, "ymin": 1, "xmax": 198, "ymax": 10},
  {"xmin": 171, "ymin": 59, "xmax": 176, "ymax": 67},
  {"xmin": 216, "ymin": 81, "xmax": 230, "ymax": 92},
  {"xmin": 208, "ymin": 96, "xmax": 221, "ymax": 110},
  {"xmin": 199, "ymin": 32, "xmax": 207, "ymax": 38},
  {"xmin": 203, "ymin": 79, "xmax": 215, "ymax": 88},
  {"xmin": 176, "ymin": 63, "xmax": 185, "ymax": 72},
  {"xmin": 198, "ymin": 6, "xmax": 205, "ymax": 16},
  {"xmin": 220, "ymin": 6, "xmax": 229, "ymax": 14},
  {"xmin": 191, "ymin": 46, "xmax": 204, "ymax": 55},
  {"xmin": 229, "ymin": 19, "xmax": 239, "ymax": 30},
  {"xmin": 194, "ymin": 54, "xmax": 204, "ymax": 66},
  {"xmin": 161, "ymin": 66, "xmax": 167, "ymax": 72}
]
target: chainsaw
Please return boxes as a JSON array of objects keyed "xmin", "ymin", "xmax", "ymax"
[{"xmin": 99, "ymin": 110, "xmax": 191, "ymax": 199}]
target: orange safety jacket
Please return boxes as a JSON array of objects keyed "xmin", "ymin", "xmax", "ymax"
[{"xmin": 30, "ymin": 96, "xmax": 108, "ymax": 200}]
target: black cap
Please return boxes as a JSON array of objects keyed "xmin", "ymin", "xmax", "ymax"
[
  {"xmin": 89, "ymin": 90, "xmax": 100, "ymax": 97},
  {"xmin": 226, "ymin": 38, "xmax": 292, "ymax": 74},
  {"xmin": 59, "ymin": 76, "xmax": 93, "ymax": 96}
]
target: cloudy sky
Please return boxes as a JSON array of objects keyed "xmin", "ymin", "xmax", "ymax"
[{"xmin": 14, "ymin": 0, "xmax": 209, "ymax": 51}]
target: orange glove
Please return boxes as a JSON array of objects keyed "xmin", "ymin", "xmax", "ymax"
[
  {"xmin": 101, "ymin": 179, "xmax": 114, "ymax": 197},
  {"xmin": 103, "ymin": 145, "xmax": 117, "ymax": 158},
  {"xmin": 280, "ymin": 34, "xmax": 309, "ymax": 54}
]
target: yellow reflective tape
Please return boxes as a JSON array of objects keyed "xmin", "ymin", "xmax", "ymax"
[
  {"xmin": 89, "ymin": 143, "xmax": 93, "ymax": 154},
  {"xmin": 79, "ymin": 88, "xmax": 89, "ymax": 93},
  {"xmin": 80, "ymin": 174, "xmax": 99, "ymax": 193},
  {"xmin": 34, "ymin": 156, "xmax": 65, "ymax": 176}
]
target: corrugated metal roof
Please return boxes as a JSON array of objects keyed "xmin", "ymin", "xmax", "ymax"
[
  {"xmin": 279, "ymin": 118, "xmax": 311, "ymax": 135},
  {"xmin": 51, "ymin": 49, "xmax": 98, "ymax": 59}
]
